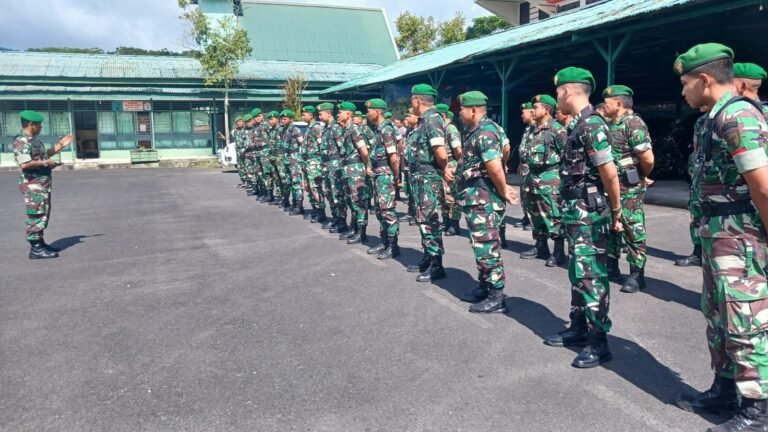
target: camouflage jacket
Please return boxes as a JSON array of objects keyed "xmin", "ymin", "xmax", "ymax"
[
  {"xmin": 232, "ymin": 127, "xmax": 245, "ymax": 151},
  {"xmin": 525, "ymin": 118, "xmax": 566, "ymax": 194},
  {"xmin": 281, "ymin": 123, "xmax": 304, "ymax": 156},
  {"xmin": 254, "ymin": 122, "xmax": 269, "ymax": 153},
  {"xmin": 340, "ymin": 121, "xmax": 368, "ymax": 162},
  {"xmin": 457, "ymin": 115, "xmax": 505, "ymax": 209},
  {"xmin": 267, "ymin": 125, "xmax": 280, "ymax": 158},
  {"xmin": 363, "ymin": 125, "xmax": 376, "ymax": 151},
  {"xmin": 13, "ymin": 133, "xmax": 52, "ymax": 183},
  {"xmin": 609, "ymin": 112, "xmax": 652, "ymax": 180},
  {"xmin": 243, "ymin": 127, "xmax": 256, "ymax": 152},
  {"xmin": 322, "ymin": 120, "xmax": 344, "ymax": 161},
  {"xmin": 518, "ymin": 124, "xmax": 536, "ymax": 176},
  {"xmin": 695, "ymin": 91, "xmax": 768, "ymax": 238},
  {"xmin": 445, "ymin": 122, "xmax": 462, "ymax": 161},
  {"xmin": 413, "ymin": 106, "xmax": 446, "ymax": 173},
  {"xmin": 560, "ymin": 105, "xmax": 614, "ymax": 189},
  {"xmin": 371, "ymin": 120, "xmax": 398, "ymax": 174},
  {"xmin": 404, "ymin": 127, "xmax": 418, "ymax": 169},
  {"xmin": 304, "ymin": 120, "xmax": 325, "ymax": 161}
]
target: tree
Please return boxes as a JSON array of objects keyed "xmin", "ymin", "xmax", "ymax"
[
  {"xmin": 437, "ymin": 12, "xmax": 466, "ymax": 47},
  {"xmin": 466, "ymin": 16, "xmax": 512, "ymax": 40},
  {"xmin": 111, "ymin": 47, "xmax": 199, "ymax": 57},
  {"xmin": 395, "ymin": 11, "xmax": 437, "ymax": 58},
  {"xmin": 27, "ymin": 47, "xmax": 105, "ymax": 54},
  {"xmin": 282, "ymin": 72, "xmax": 306, "ymax": 121},
  {"xmin": 178, "ymin": 0, "xmax": 252, "ymax": 146}
]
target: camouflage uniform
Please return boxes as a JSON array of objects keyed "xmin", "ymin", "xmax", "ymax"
[
  {"xmin": 696, "ymin": 91, "xmax": 768, "ymax": 399},
  {"xmin": 340, "ymin": 122, "xmax": 370, "ymax": 229},
  {"xmin": 364, "ymin": 124, "xmax": 376, "ymax": 209},
  {"xmin": 283, "ymin": 123, "xmax": 305, "ymax": 205},
  {"xmin": 243, "ymin": 126, "xmax": 257, "ymax": 187},
  {"xmin": 525, "ymin": 118, "xmax": 566, "ymax": 241},
  {"xmin": 403, "ymin": 126, "xmax": 418, "ymax": 219},
  {"xmin": 456, "ymin": 116, "xmax": 507, "ymax": 292},
  {"xmin": 560, "ymin": 106, "xmax": 615, "ymax": 335},
  {"xmin": 324, "ymin": 120, "xmax": 347, "ymax": 222},
  {"xmin": 688, "ymin": 115, "xmax": 708, "ymax": 248},
  {"xmin": 442, "ymin": 122, "xmax": 463, "ymax": 223},
  {"xmin": 371, "ymin": 119, "xmax": 400, "ymax": 238},
  {"xmin": 412, "ymin": 107, "xmax": 447, "ymax": 257},
  {"xmin": 606, "ymin": 112, "xmax": 653, "ymax": 269},
  {"xmin": 269, "ymin": 124, "xmax": 287, "ymax": 199},
  {"xmin": 13, "ymin": 133, "xmax": 54, "ymax": 241},
  {"xmin": 519, "ymin": 125, "xmax": 536, "ymax": 221},
  {"xmin": 233, "ymin": 127, "xmax": 247, "ymax": 184},
  {"xmin": 304, "ymin": 120, "xmax": 326, "ymax": 211},
  {"xmin": 254, "ymin": 122, "xmax": 271, "ymax": 194}
]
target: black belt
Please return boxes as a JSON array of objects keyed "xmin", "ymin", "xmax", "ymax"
[
  {"xmin": 410, "ymin": 162, "xmax": 439, "ymax": 174},
  {"xmin": 342, "ymin": 154, "xmax": 362, "ymax": 166},
  {"xmin": 529, "ymin": 165, "xmax": 558, "ymax": 175},
  {"xmin": 700, "ymin": 200, "xmax": 756, "ymax": 217},
  {"xmin": 372, "ymin": 159, "xmax": 391, "ymax": 169},
  {"xmin": 561, "ymin": 183, "xmax": 602, "ymax": 201}
]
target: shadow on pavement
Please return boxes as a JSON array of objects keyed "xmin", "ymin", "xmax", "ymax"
[
  {"xmin": 647, "ymin": 245, "xmax": 682, "ymax": 262},
  {"xmin": 638, "ymin": 276, "xmax": 701, "ymax": 311},
  {"xmin": 431, "ymin": 267, "xmax": 478, "ymax": 302},
  {"xmin": 49, "ymin": 234, "xmax": 104, "ymax": 251},
  {"xmin": 503, "ymin": 296, "xmax": 721, "ymax": 423}
]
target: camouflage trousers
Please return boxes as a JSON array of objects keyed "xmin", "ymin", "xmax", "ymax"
[
  {"xmin": 257, "ymin": 154, "xmax": 273, "ymax": 192},
  {"xmin": 689, "ymin": 194, "xmax": 703, "ymax": 247},
  {"xmin": 243, "ymin": 152, "xmax": 257, "ymax": 185},
  {"xmin": 323, "ymin": 160, "xmax": 346, "ymax": 219},
  {"xmin": 305, "ymin": 158, "xmax": 325, "ymax": 210},
  {"xmin": 20, "ymin": 178, "xmax": 52, "ymax": 242},
  {"xmin": 563, "ymin": 198, "xmax": 612, "ymax": 334},
  {"xmin": 521, "ymin": 170, "xmax": 532, "ymax": 221},
  {"xmin": 271, "ymin": 157, "xmax": 288, "ymax": 197},
  {"xmin": 464, "ymin": 202, "xmax": 506, "ymax": 291},
  {"xmin": 343, "ymin": 162, "xmax": 369, "ymax": 227},
  {"xmin": 413, "ymin": 171, "xmax": 444, "ymax": 257},
  {"xmin": 236, "ymin": 152, "xmax": 247, "ymax": 183},
  {"xmin": 607, "ymin": 187, "xmax": 647, "ymax": 268},
  {"xmin": 372, "ymin": 170, "xmax": 399, "ymax": 237},
  {"xmin": 288, "ymin": 155, "xmax": 304, "ymax": 203},
  {"xmin": 441, "ymin": 160, "xmax": 461, "ymax": 222},
  {"xmin": 529, "ymin": 191, "xmax": 562, "ymax": 240},
  {"xmin": 701, "ymin": 229, "xmax": 768, "ymax": 399}
]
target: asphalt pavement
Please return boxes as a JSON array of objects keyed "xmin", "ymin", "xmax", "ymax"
[{"xmin": 0, "ymin": 169, "xmax": 717, "ymax": 431}]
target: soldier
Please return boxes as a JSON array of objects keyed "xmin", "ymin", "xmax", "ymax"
[
  {"xmin": 400, "ymin": 109, "xmax": 419, "ymax": 226},
  {"xmin": 602, "ymin": 85, "xmax": 655, "ymax": 293},
  {"xmin": 337, "ymin": 102, "xmax": 371, "ymax": 244},
  {"xmin": 406, "ymin": 84, "xmax": 449, "ymax": 283},
  {"xmin": 361, "ymin": 114, "xmax": 377, "ymax": 212},
  {"xmin": 232, "ymin": 116, "xmax": 246, "ymax": 187},
  {"xmin": 436, "ymin": 103, "xmax": 463, "ymax": 236},
  {"xmin": 250, "ymin": 108, "xmax": 267, "ymax": 200},
  {"xmin": 453, "ymin": 92, "xmax": 517, "ymax": 313},
  {"xmin": 556, "ymin": 108, "xmax": 573, "ymax": 129},
  {"xmin": 264, "ymin": 111, "xmax": 281, "ymax": 204},
  {"xmin": 497, "ymin": 118, "xmax": 512, "ymax": 249},
  {"xmin": 542, "ymin": 67, "xmax": 623, "ymax": 369},
  {"xmin": 281, "ymin": 110, "xmax": 305, "ymax": 215},
  {"xmin": 670, "ymin": 44, "xmax": 768, "ymax": 431},
  {"xmin": 676, "ymin": 106, "xmax": 708, "ymax": 267},
  {"xmin": 733, "ymin": 62, "xmax": 767, "ymax": 112},
  {"xmin": 301, "ymin": 106, "xmax": 327, "ymax": 223},
  {"xmin": 516, "ymin": 102, "xmax": 535, "ymax": 231},
  {"xmin": 364, "ymin": 98, "xmax": 401, "ymax": 259},
  {"xmin": 13, "ymin": 110, "xmax": 74, "ymax": 259},
  {"xmin": 242, "ymin": 114, "xmax": 257, "ymax": 194},
  {"xmin": 318, "ymin": 103, "xmax": 350, "ymax": 234},
  {"xmin": 275, "ymin": 119, "xmax": 291, "ymax": 211},
  {"xmin": 238, "ymin": 114, "xmax": 253, "ymax": 189},
  {"xmin": 519, "ymin": 94, "xmax": 567, "ymax": 267}
]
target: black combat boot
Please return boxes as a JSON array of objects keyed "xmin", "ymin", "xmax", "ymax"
[
  {"xmin": 407, "ymin": 251, "xmax": 430, "ymax": 273},
  {"xmin": 676, "ymin": 376, "xmax": 739, "ymax": 414},
  {"xmin": 266, "ymin": 190, "xmax": 275, "ymax": 203},
  {"xmin": 367, "ymin": 230, "xmax": 388, "ymax": 255},
  {"xmin": 442, "ymin": 217, "xmax": 454, "ymax": 236},
  {"xmin": 452, "ymin": 219, "xmax": 461, "ymax": 236},
  {"xmin": 322, "ymin": 214, "xmax": 336, "ymax": 229},
  {"xmin": 621, "ymin": 265, "xmax": 646, "ymax": 293},
  {"xmin": 469, "ymin": 288, "xmax": 506, "ymax": 313},
  {"xmin": 571, "ymin": 331, "xmax": 612, "ymax": 368},
  {"xmin": 378, "ymin": 234, "xmax": 399, "ymax": 260},
  {"xmin": 40, "ymin": 238, "xmax": 61, "ymax": 253},
  {"xmin": 607, "ymin": 257, "xmax": 622, "ymax": 281},
  {"xmin": 29, "ymin": 240, "xmax": 58, "ymax": 259},
  {"xmin": 520, "ymin": 238, "xmax": 550, "ymax": 260},
  {"xmin": 395, "ymin": 187, "xmax": 402, "ymax": 202},
  {"xmin": 546, "ymin": 237, "xmax": 567, "ymax": 267},
  {"xmin": 308, "ymin": 208, "xmax": 318, "ymax": 222},
  {"xmin": 467, "ymin": 281, "xmax": 489, "ymax": 303},
  {"xmin": 445, "ymin": 219, "xmax": 459, "ymax": 236},
  {"xmin": 331, "ymin": 218, "xmax": 349, "ymax": 234},
  {"xmin": 303, "ymin": 207, "xmax": 313, "ymax": 220},
  {"xmin": 416, "ymin": 254, "xmax": 446, "ymax": 282},
  {"xmin": 340, "ymin": 222, "xmax": 357, "ymax": 240},
  {"xmin": 347, "ymin": 224, "xmax": 367, "ymax": 244},
  {"xmin": 290, "ymin": 202, "xmax": 304, "ymax": 216},
  {"xmin": 543, "ymin": 312, "xmax": 589, "ymax": 347},
  {"xmin": 270, "ymin": 194, "xmax": 282, "ymax": 205},
  {"xmin": 500, "ymin": 226, "xmax": 508, "ymax": 248},
  {"xmin": 707, "ymin": 398, "xmax": 768, "ymax": 432},
  {"xmin": 315, "ymin": 209, "xmax": 328, "ymax": 224},
  {"xmin": 676, "ymin": 244, "xmax": 703, "ymax": 267},
  {"xmin": 514, "ymin": 214, "xmax": 529, "ymax": 228},
  {"xmin": 282, "ymin": 196, "xmax": 291, "ymax": 212}
]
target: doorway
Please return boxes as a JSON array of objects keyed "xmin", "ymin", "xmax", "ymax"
[{"xmin": 74, "ymin": 111, "xmax": 99, "ymax": 159}]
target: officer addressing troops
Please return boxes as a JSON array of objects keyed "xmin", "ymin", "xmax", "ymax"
[
  {"xmin": 601, "ymin": 85, "xmax": 655, "ymax": 293},
  {"xmin": 453, "ymin": 91, "xmax": 517, "ymax": 313},
  {"xmin": 364, "ymin": 98, "xmax": 401, "ymax": 260},
  {"xmin": 436, "ymin": 103, "xmax": 463, "ymax": 236},
  {"xmin": 13, "ymin": 110, "xmax": 74, "ymax": 259},
  {"xmin": 670, "ymin": 43, "xmax": 768, "ymax": 432},
  {"xmin": 406, "ymin": 84, "xmax": 449, "ymax": 283},
  {"xmin": 543, "ymin": 67, "xmax": 623, "ymax": 369}
]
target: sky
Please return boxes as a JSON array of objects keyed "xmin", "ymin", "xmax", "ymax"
[{"xmin": 0, "ymin": 0, "xmax": 493, "ymax": 52}]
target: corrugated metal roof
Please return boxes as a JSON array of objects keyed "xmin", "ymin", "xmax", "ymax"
[
  {"xmin": 0, "ymin": 52, "xmax": 381, "ymax": 83},
  {"xmin": 239, "ymin": 1, "xmax": 399, "ymax": 66},
  {"xmin": 0, "ymin": 85, "xmax": 322, "ymax": 101},
  {"xmin": 322, "ymin": 0, "xmax": 699, "ymax": 94}
]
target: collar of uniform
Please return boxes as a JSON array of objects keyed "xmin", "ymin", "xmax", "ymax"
[
  {"xmin": 465, "ymin": 115, "xmax": 490, "ymax": 137},
  {"xmin": 535, "ymin": 117, "xmax": 555, "ymax": 132},
  {"xmin": 377, "ymin": 119, "xmax": 390, "ymax": 131},
  {"xmin": 709, "ymin": 90, "xmax": 735, "ymax": 119},
  {"xmin": 420, "ymin": 106, "xmax": 439, "ymax": 118}
]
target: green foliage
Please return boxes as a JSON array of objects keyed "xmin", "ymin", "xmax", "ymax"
[
  {"xmin": 25, "ymin": 46, "xmax": 198, "ymax": 56},
  {"xmin": 27, "ymin": 47, "xmax": 105, "ymax": 54},
  {"xmin": 466, "ymin": 16, "xmax": 512, "ymax": 40},
  {"xmin": 437, "ymin": 12, "xmax": 466, "ymax": 47},
  {"xmin": 395, "ymin": 11, "xmax": 437, "ymax": 58},
  {"xmin": 283, "ymin": 72, "xmax": 306, "ymax": 121}
]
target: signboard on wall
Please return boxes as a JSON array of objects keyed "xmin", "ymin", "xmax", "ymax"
[{"xmin": 112, "ymin": 101, "xmax": 153, "ymax": 112}]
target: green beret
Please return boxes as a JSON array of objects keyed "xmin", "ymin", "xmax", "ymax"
[
  {"xmin": 267, "ymin": 111, "xmax": 279, "ymax": 118},
  {"xmin": 235, "ymin": 116, "xmax": 243, "ymax": 122},
  {"xmin": 302, "ymin": 105, "xmax": 316, "ymax": 114},
  {"xmin": 280, "ymin": 109, "xmax": 294, "ymax": 118},
  {"xmin": 243, "ymin": 114, "xmax": 253, "ymax": 121},
  {"xmin": 337, "ymin": 101, "xmax": 356, "ymax": 112},
  {"xmin": 354, "ymin": 111, "xmax": 363, "ymax": 117},
  {"xmin": 251, "ymin": 108, "xmax": 262, "ymax": 117},
  {"xmin": 411, "ymin": 83, "xmax": 437, "ymax": 97},
  {"xmin": 317, "ymin": 102, "xmax": 335, "ymax": 112},
  {"xmin": 435, "ymin": 103, "xmax": 450, "ymax": 114},
  {"xmin": 447, "ymin": 111, "xmax": 455, "ymax": 120},
  {"xmin": 384, "ymin": 112, "xmax": 392, "ymax": 119},
  {"xmin": 20, "ymin": 110, "xmax": 44, "ymax": 123},
  {"xmin": 734, "ymin": 63, "xmax": 768, "ymax": 80},
  {"xmin": 458, "ymin": 91, "xmax": 488, "ymax": 107},
  {"xmin": 520, "ymin": 102, "xmax": 533, "ymax": 110},
  {"xmin": 362, "ymin": 114, "xmax": 368, "ymax": 119},
  {"xmin": 674, "ymin": 43, "xmax": 734, "ymax": 75},
  {"xmin": 365, "ymin": 98, "xmax": 387, "ymax": 110},
  {"xmin": 602, "ymin": 85, "xmax": 633, "ymax": 98},
  {"xmin": 554, "ymin": 67, "xmax": 596, "ymax": 92},
  {"xmin": 531, "ymin": 94, "xmax": 557, "ymax": 108}
]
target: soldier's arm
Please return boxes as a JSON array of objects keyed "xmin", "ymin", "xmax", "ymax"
[
  {"xmin": 46, "ymin": 134, "xmax": 74, "ymax": 157},
  {"xmin": 630, "ymin": 118, "xmax": 655, "ymax": 177},
  {"xmin": 428, "ymin": 115, "xmax": 448, "ymax": 170},
  {"xmin": 588, "ymin": 122, "xmax": 622, "ymax": 231},
  {"xmin": 481, "ymin": 136, "xmax": 516, "ymax": 204},
  {"xmin": 353, "ymin": 131, "xmax": 370, "ymax": 166},
  {"xmin": 383, "ymin": 128, "xmax": 400, "ymax": 178}
]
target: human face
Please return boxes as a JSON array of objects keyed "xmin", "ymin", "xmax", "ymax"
[
  {"xmin": 406, "ymin": 114, "xmax": 417, "ymax": 127},
  {"xmin": 556, "ymin": 86, "xmax": 573, "ymax": 115},
  {"xmin": 319, "ymin": 111, "xmax": 331, "ymax": 123},
  {"xmin": 281, "ymin": 117, "xmax": 291, "ymax": 127},
  {"xmin": 353, "ymin": 116, "xmax": 362, "ymax": 125},
  {"xmin": 236, "ymin": 120, "xmax": 244, "ymax": 128},
  {"xmin": 246, "ymin": 120, "xmax": 255, "ymax": 128},
  {"xmin": 520, "ymin": 109, "xmax": 533, "ymax": 124},
  {"xmin": 255, "ymin": 114, "xmax": 264, "ymax": 123},
  {"xmin": 301, "ymin": 112, "xmax": 313, "ymax": 123},
  {"xmin": 394, "ymin": 119, "xmax": 402, "ymax": 128},
  {"xmin": 269, "ymin": 117, "xmax": 278, "ymax": 127},
  {"xmin": 532, "ymin": 103, "xmax": 550, "ymax": 122},
  {"xmin": 459, "ymin": 106, "xmax": 475, "ymax": 126},
  {"xmin": 602, "ymin": 98, "xmax": 621, "ymax": 119},
  {"xmin": 338, "ymin": 110, "xmax": 351, "ymax": 123},
  {"xmin": 680, "ymin": 74, "xmax": 707, "ymax": 109},
  {"xmin": 368, "ymin": 110, "xmax": 381, "ymax": 123}
]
